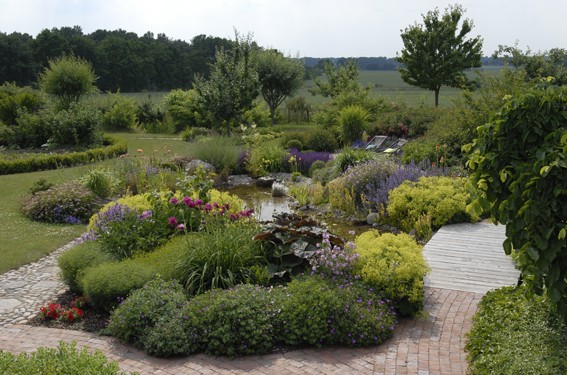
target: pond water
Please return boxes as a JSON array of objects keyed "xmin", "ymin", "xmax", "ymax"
[
  {"xmin": 226, "ymin": 185, "xmax": 293, "ymax": 222},
  {"xmin": 225, "ymin": 184, "xmax": 371, "ymax": 239}
]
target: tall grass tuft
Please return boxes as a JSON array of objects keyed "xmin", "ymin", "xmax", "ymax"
[
  {"xmin": 177, "ymin": 220, "xmax": 266, "ymax": 295},
  {"xmin": 189, "ymin": 136, "xmax": 244, "ymax": 173}
]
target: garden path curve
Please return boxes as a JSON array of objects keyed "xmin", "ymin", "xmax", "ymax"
[{"xmin": 0, "ymin": 222, "xmax": 519, "ymax": 374}]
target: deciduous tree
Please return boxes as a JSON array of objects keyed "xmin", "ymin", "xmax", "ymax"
[
  {"xmin": 465, "ymin": 83, "xmax": 567, "ymax": 319},
  {"xmin": 193, "ymin": 31, "xmax": 259, "ymax": 133},
  {"xmin": 397, "ymin": 4, "xmax": 483, "ymax": 107},
  {"xmin": 310, "ymin": 59, "xmax": 361, "ymax": 99},
  {"xmin": 256, "ymin": 50, "xmax": 304, "ymax": 125},
  {"xmin": 493, "ymin": 44, "xmax": 567, "ymax": 85},
  {"xmin": 38, "ymin": 54, "xmax": 97, "ymax": 109}
]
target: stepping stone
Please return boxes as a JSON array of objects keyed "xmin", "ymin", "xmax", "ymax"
[
  {"xmin": 0, "ymin": 299, "xmax": 22, "ymax": 313},
  {"xmin": 2, "ymin": 281, "xmax": 27, "ymax": 289}
]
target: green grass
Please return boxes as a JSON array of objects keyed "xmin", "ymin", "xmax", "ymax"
[
  {"xmin": 90, "ymin": 67, "xmax": 504, "ymax": 110},
  {"xmin": 0, "ymin": 131, "xmax": 196, "ymax": 274},
  {"xmin": 295, "ymin": 67, "xmax": 504, "ymax": 108},
  {"xmin": 0, "ymin": 166, "xmax": 90, "ymax": 273}
]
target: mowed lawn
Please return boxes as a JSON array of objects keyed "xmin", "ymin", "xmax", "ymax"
[{"xmin": 0, "ymin": 132, "xmax": 193, "ymax": 274}]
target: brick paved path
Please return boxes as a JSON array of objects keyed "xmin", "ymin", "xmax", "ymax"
[{"xmin": 0, "ymin": 287, "xmax": 482, "ymax": 375}]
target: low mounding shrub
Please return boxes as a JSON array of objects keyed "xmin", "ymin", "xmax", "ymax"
[
  {"xmin": 177, "ymin": 220, "xmax": 265, "ymax": 295},
  {"xmin": 246, "ymin": 144, "xmax": 288, "ymax": 177},
  {"xmin": 355, "ymin": 231, "xmax": 429, "ymax": 316},
  {"xmin": 275, "ymin": 276, "xmax": 396, "ymax": 347},
  {"xmin": 183, "ymin": 284, "xmax": 282, "ymax": 357},
  {"xmin": 387, "ymin": 176, "xmax": 479, "ymax": 238},
  {"xmin": 101, "ymin": 94, "xmax": 137, "ymax": 130},
  {"xmin": 21, "ymin": 181, "xmax": 103, "ymax": 224},
  {"xmin": 81, "ymin": 260, "xmax": 156, "ymax": 311},
  {"xmin": 334, "ymin": 148, "xmax": 376, "ymax": 173},
  {"xmin": 58, "ymin": 241, "xmax": 115, "ymax": 293},
  {"xmin": 285, "ymin": 139, "xmax": 303, "ymax": 150},
  {"xmin": 304, "ymin": 128, "xmax": 339, "ymax": 152},
  {"xmin": 0, "ymin": 341, "xmax": 132, "ymax": 375},
  {"xmin": 107, "ymin": 278, "xmax": 189, "ymax": 357},
  {"xmin": 466, "ymin": 286, "xmax": 567, "ymax": 375}
]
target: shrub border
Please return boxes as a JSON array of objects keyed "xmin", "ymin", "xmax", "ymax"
[{"xmin": 0, "ymin": 137, "xmax": 127, "ymax": 175}]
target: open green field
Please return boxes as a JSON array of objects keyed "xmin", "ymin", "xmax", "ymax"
[{"xmin": 98, "ymin": 66, "xmax": 503, "ymax": 108}]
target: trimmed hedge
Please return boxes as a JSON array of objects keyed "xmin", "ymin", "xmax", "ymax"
[
  {"xmin": 0, "ymin": 137, "xmax": 127, "ymax": 175},
  {"xmin": 81, "ymin": 260, "xmax": 156, "ymax": 312},
  {"xmin": 58, "ymin": 241, "xmax": 115, "ymax": 293}
]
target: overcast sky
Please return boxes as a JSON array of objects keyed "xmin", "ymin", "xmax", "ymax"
[{"xmin": 0, "ymin": 0, "xmax": 565, "ymax": 57}]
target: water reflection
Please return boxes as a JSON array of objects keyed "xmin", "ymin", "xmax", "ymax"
[{"xmin": 226, "ymin": 185, "xmax": 293, "ymax": 222}]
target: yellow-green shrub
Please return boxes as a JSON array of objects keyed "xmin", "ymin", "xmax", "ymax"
[
  {"xmin": 355, "ymin": 231, "xmax": 429, "ymax": 316},
  {"xmin": 327, "ymin": 177, "xmax": 356, "ymax": 215},
  {"xmin": 207, "ymin": 189, "xmax": 243, "ymax": 213},
  {"xmin": 81, "ymin": 260, "xmax": 156, "ymax": 311},
  {"xmin": 387, "ymin": 176, "xmax": 478, "ymax": 237},
  {"xmin": 58, "ymin": 241, "xmax": 115, "ymax": 293}
]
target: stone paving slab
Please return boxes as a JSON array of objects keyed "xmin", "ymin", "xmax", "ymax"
[{"xmin": 0, "ymin": 238, "xmax": 82, "ymax": 326}]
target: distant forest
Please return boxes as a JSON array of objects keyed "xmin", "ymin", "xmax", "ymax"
[{"xmin": 0, "ymin": 26, "xmax": 503, "ymax": 92}]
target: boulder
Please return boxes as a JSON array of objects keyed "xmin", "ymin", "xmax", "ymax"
[
  {"xmin": 272, "ymin": 182, "xmax": 288, "ymax": 197},
  {"xmin": 185, "ymin": 160, "xmax": 216, "ymax": 174},
  {"xmin": 256, "ymin": 176, "xmax": 276, "ymax": 188},
  {"xmin": 366, "ymin": 212, "xmax": 380, "ymax": 225}
]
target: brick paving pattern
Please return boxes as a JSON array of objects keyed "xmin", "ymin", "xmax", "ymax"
[{"xmin": 0, "ymin": 287, "xmax": 482, "ymax": 375}]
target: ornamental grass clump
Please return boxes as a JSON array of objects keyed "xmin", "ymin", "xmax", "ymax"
[
  {"xmin": 0, "ymin": 341, "xmax": 132, "ymax": 375},
  {"xmin": 177, "ymin": 220, "xmax": 265, "ymax": 296}
]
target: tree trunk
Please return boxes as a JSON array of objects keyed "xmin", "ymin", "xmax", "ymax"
[
  {"xmin": 270, "ymin": 105, "xmax": 276, "ymax": 125},
  {"xmin": 434, "ymin": 88, "xmax": 440, "ymax": 107}
]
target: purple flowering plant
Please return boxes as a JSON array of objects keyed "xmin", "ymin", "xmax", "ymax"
[{"xmin": 287, "ymin": 148, "xmax": 332, "ymax": 175}]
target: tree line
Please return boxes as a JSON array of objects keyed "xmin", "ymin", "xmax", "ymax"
[{"xmin": 0, "ymin": 26, "xmax": 235, "ymax": 92}]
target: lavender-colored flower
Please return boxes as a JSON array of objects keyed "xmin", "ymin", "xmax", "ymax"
[{"xmin": 140, "ymin": 210, "xmax": 153, "ymax": 219}]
